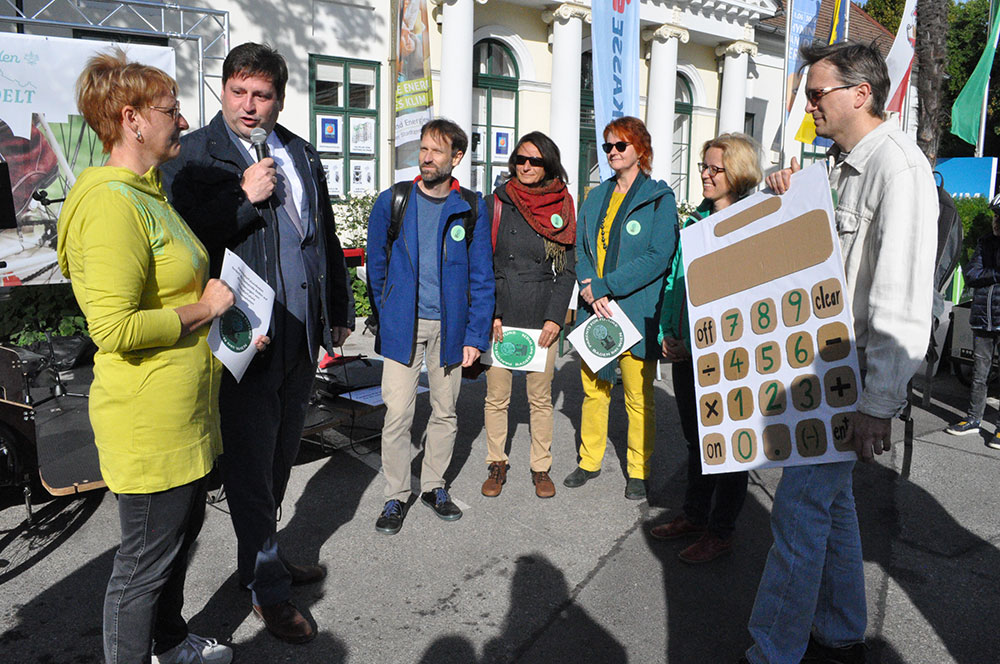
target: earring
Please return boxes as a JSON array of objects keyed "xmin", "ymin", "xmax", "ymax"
[{"xmin": 136, "ymin": 129, "xmax": 143, "ymax": 143}]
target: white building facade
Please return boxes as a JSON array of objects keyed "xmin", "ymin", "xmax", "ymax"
[{"xmin": 2, "ymin": 0, "xmax": 793, "ymax": 207}]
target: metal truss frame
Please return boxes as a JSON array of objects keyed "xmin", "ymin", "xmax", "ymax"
[{"xmin": 0, "ymin": 0, "xmax": 230, "ymax": 125}]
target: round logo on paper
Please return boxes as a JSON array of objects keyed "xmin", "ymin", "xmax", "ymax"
[
  {"xmin": 625, "ymin": 219, "xmax": 642, "ymax": 236},
  {"xmin": 219, "ymin": 307, "xmax": 252, "ymax": 353},
  {"xmin": 492, "ymin": 329, "xmax": 536, "ymax": 369},
  {"xmin": 551, "ymin": 214, "xmax": 564, "ymax": 229},
  {"xmin": 584, "ymin": 317, "xmax": 625, "ymax": 358},
  {"xmin": 450, "ymin": 225, "xmax": 466, "ymax": 242}
]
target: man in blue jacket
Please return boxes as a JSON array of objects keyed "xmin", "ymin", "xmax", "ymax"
[{"xmin": 366, "ymin": 119, "xmax": 493, "ymax": 535}]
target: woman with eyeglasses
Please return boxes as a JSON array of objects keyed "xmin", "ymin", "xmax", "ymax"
[
  {"xmin": 56, "ymin": 49, "xmax": 265, "ymax": 664},
  {"xmin": 651, "ymin": 132, "xmax": 763, "ymax": 563},
  {"xmin": 564, "ymin": 116, "xmax": 678, "ymax": 500},
  {"xmin": 481, "ymin": 131, "xmax": 577, "ymax": 499}
]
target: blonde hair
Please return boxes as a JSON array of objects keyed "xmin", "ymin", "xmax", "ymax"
[
  {"xmin": 75, "ymin": 47, "xmax": 177, "ymax": 153},
  {"xmin": 701, "ymin": 133, "xmax": 763, "ymax": 200}
]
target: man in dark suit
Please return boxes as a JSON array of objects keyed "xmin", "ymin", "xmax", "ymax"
[{"xmin": 161, "ymin": 42, "xmax": 353, "ymax": 644}]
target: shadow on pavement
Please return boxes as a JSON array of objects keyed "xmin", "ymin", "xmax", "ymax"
[
  {"xmin": 418, "ymin": 553, "xmax": 626, "ymax": 664},
  {"xmin": 187, "ymin": 448, "xmax": 375, "ymax": 662},
  {"xmin": 854, "ymin": 461, "xmax": 1000, "ymax": 664}
]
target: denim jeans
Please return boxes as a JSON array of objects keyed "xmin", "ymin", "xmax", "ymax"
[
  {"xmin": 966, "ymin": 330, "xmax": 1000, "ymax": 424},
  {"xmin": 672, "ymin": 361, "xmax": 748, "ymax": 537},
  {"xmin": 104, "ymin": 476, "xmax": 207, "ymax": 664},
  {"xmin": 746, "ymin": 461, "xmax": 866, "ymax": 664}
]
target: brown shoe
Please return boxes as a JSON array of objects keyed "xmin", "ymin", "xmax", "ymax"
[
  {"xmin": 531, "ymin": 470, "xmax": 556, "ymax": 498},
  {"xmin": 649, "ymin": 514, "xmax": 707, "ymax": 541},
  {"xmin": 678, "ymin": 533, "xmax": 733, "ymax": 564},
  {"xmin": 285, "ymin": 561, "xmax": 327, "ymax": 586},
  {"xmin": 253, "ymin": 600, "xmax": 316, "ymax": 644},
  {"xmin": 481, "ymin": 462, "xmax": 508, "ymax": 497}
]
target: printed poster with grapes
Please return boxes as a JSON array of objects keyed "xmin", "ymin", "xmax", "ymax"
[{"xmin": 680, "ymin": 163, "xmax": 859, "ymax": 474}]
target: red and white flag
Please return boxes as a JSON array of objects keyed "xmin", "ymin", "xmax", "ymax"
[{"xmin": 885, "ymin": 0, "xmax": 918, "ymax": 114}]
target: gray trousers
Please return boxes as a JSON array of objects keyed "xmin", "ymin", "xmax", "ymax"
[
  {"xmin": 104, "ymin": 476, "xmax": 206, "ymax": 664},
  {"xmin": 381, "ymin": 318, "xmax": 462, "ymax": 502},
  {"xmin": 967, "ymin": 330, "xmax": 1000, "ymax": 424}
]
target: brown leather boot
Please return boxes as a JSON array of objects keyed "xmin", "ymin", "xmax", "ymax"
[
  {"xmin": 481, "ymin": 462, "xmax": 508, "ymax": 497},
  {"xmin": 531, "ymin": 470, "xmax": 556, "ymax": 498},
  {"xmin": 253, "ymin": 600, "xmax": 316, "ymax": 643}
]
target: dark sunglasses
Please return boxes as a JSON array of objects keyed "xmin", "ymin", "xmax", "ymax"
[
  {"xmin": 804, "ymin": 84, "xmax": 856, "ymax": 105},
  {"xmin": 602, "ymin": 141, "xmax": 630, "ymax": 154},
  {"xmin": 514, "ymin": 155, "xmax": 545, "ymax": 167}
]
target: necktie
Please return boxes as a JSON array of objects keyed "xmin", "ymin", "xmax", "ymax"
[{"xmin": 274, "ymin": 159, "xmax": 305, "ymax": 238}]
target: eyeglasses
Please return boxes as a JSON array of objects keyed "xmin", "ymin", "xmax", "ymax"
[
  {"xmin": 804, "ymin": 84, "xmax": 856, "ymax": 105},
  {"xmin": 149, "ymin": 103, "xmax": 182, "ymax": 120},
  {"xmin": 698, "ymin": 163, "xmax": 726, "ymax": 177},
  {"xmin": 602, "ymin": 141, "xmax": 630, "ymax": 154},
  {"xmin": 514, "ymin": 155, "xmax": 545, "ymax": 167}
]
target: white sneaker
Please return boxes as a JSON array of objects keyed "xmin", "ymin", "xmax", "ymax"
[{"xmin": 153, "ymin": 633, "xmax": 233, "ymax": 664}]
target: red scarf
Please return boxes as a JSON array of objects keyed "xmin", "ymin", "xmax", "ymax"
[{"xmin": 505, "ymin": 177, "xmax": 576, "ymax": 246}]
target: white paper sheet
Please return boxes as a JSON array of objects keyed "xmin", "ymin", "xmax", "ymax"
[
  {"xmin": 567, "ymin": 300, "xmax": 642, "ymax": 373},
  {"xmin": 680, "ymin": 162, "xmax": 859, "ymax": 474},
  {"xmin": 208, "ymin": 249, "xmax": 275, "ymax": 382},
  {"xmin": 480, "ymin": 326, "xmax": 549, "ymax": 373}
]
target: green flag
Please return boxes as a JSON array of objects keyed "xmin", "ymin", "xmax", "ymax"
[{"xmin": 952, "ymin": 6, "xmax": 1000, "ymax": 145}]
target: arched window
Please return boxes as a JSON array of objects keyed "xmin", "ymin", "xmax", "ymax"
[
  {"xmin": 672, "ymin": 74, "xmax": 694, "ymax": 202},
  {"xmin": 471, "ymin": 39, "xmax": 519, "ymax": 193}
]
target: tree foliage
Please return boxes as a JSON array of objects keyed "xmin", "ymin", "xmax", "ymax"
[
  {"xmin": 941, "ymin": 0, "xmax": 1000, "ymax": 157},
  {"xmin": 863, "ymin": 0, "xmax": 907, "ymax": 34}
]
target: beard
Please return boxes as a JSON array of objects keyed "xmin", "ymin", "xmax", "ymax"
[{"xmin": 420, "ymin": 161, "xmax": 453, "ymax": 187}]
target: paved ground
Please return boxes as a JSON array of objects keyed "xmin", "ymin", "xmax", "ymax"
[{"xmin": 1, "ymin": 330, "xmax": 998, "ymax": 664}]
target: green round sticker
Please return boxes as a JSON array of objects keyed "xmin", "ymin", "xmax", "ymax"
[
  {"xmin": 450, "ymin": 225, "xmax": 466, "ymax": 242},
  {"xmin": 625, "ymin": 219, "xmax": 642, "ymax": 235},
  {"xmin": 219, "ymin": 307, "xmax": 252, "ymax": 352},
  {"xmin": 584, "ymin": 317, "xmax": 625, "ymax": 359},
  {"xmin": 492, "ymin": 329, "xmax": 536, "ymax": 369},
  {"xmin": 551, "ymin": 214, "xmax": 564, "ymax": 229}
]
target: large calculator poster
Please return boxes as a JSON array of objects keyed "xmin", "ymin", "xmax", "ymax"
[{"xmin": 681, "ymin": 163, "xmax": 859, "ymax": 474}]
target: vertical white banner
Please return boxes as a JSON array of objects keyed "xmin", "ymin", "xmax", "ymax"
[{"xmin": 591, "ymin": 0, "xmax": 640, "ymax": 181}]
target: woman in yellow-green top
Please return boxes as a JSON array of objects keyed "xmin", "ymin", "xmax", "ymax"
[
  {"xmin": 564, "ymin": 117, "xmax": 678, "ymax": 500},
  {"xmin": 56, "ymin": 49, "xmax": 254, "ymax": 664}
]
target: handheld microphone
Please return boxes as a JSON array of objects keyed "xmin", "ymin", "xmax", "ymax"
[{"xmin": 250, "ymin": 127, "xmax": 269, "ymax": 162}]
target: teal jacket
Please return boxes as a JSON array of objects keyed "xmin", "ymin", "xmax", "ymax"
[
  {"xmin": 576, "ymin": 173, "xmax": 678, "ymax": 359},
  {"xmin": 658, "ymin": 200, "xmax": 711, "ymax": 352}
]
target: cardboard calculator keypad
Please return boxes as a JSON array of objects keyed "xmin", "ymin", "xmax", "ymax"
[{"xmin": 680, "ymin": 163, "xmax": 860, "ymax": 474}]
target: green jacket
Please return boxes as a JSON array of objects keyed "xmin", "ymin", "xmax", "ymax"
[
  {"xmin": 658, "ymin": 200, "xmax": 712, "ymax": 351},
  {"xmin": 576, "ymin": 173, "xmax": 678, "ymax": 359}
]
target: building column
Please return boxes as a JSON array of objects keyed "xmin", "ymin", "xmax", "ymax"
[
  {"xmin": 543, "ymin": 3, "xmax": 590, "ymax": 190},
  {"xmin": 715, "ymin": 40, "xmax": 757, "ymax": 135},
  {"xmin": 438, "ymin": 0, "xmax": 480, "ymax": 185},
  {"xmin": 643, "ymin": 24, "xmax": 688, "ymax": 184}
]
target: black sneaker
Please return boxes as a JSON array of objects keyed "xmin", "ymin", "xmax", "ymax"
[
  {"xmin": 375, "ymin": 499, "xmax": 404, "ymax": 535},
  {"xmin": 421, "ymin": 488, "xmax": 462, "ymax": 521},
  {"xmin": 801, "ymin": 634, "xmax": 867, "ymax": 664},
  {"xmin": 946, "ymin": 419, "xmax": 981, "ymax": 436},
  {"xmin": 988, "ymin": 432, "xmax": 1000, "ymax": 451}
]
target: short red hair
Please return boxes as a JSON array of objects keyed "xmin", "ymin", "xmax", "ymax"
[{"xmin": 603, "ymin": 116, "xmax": 652, "ymax": 174}]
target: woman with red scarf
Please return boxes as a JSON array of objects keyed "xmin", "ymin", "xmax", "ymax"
[{"xmin": 481, "ymin": 131, "xmax": 577, "ymax": 499}]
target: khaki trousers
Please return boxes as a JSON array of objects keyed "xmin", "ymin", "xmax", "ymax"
[
  {"xmin": 483, "ymin": 343, "xmax": 558, "ymax": 472},
  {"xmin": 380, "ymin": 319, "xmax": 462, "ymax": 501}
]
